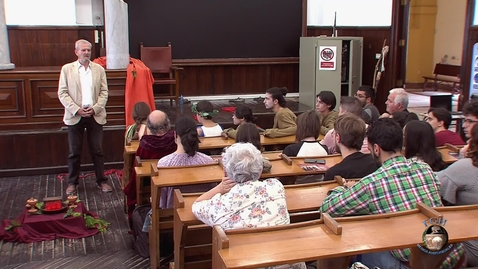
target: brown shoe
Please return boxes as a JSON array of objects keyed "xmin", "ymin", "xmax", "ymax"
[
  {"xmin": 66, "ymin": 185, "xmax": 77, "ymax": 195},
  {"xmin": 98, "ymin": 182, "xmax": 112, "ymax": 193}
]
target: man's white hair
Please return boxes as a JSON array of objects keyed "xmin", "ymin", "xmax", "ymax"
[
  {"xmin": 389, "ymin": 88, "xmax": 409, "ymax": 109},
  {"xmin": 75, "ymin": 39, "xmax": 92, "ymax": 50},
  {"xmin": 222, "ymin": 142, "xmax": 263, "ymax": 183}
]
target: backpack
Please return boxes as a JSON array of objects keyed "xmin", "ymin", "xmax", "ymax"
[{"xmin": 132, "ymin": 204, "xmax": 151, "ymax": 258}]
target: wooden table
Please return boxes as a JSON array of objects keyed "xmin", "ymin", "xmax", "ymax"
[{"xmin": 215, "ymin": 204, "xmax": 478, "ymax": 269}]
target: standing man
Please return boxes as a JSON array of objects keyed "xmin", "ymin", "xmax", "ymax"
[
  {"xmin": 58, "ymin": 39, "xmax": 111, "ymax": 195},
  {"xmin": 355, "ymin": 85, "xmax": 380, "ymax": 124}
]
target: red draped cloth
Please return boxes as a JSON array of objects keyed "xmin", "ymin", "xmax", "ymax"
[
  {"xmin": 93, "ymin": 57, "xmax": 156, "ymax": 126},
  {"xmin": 0, "ymin": 202, "xmax": 98, "ymax": 243}
]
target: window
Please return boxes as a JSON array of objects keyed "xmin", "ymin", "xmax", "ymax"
[{"xmin": 307, "ymin": 0, "xmax": 393, "ymax": 27}]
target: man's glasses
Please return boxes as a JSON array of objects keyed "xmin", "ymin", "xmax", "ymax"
[{"xmin": 463, "ymin": 119, "xmax": 478, "ymax": 125}]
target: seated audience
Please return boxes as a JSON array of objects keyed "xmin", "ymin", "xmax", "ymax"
[
  {"xmin": 123, "ymin": 110, "xmax": 177, "ymax": 227},
  {"xmin": 125, "ymin": 101, "xmax": 150, "ymax": 144},
  {"xmin": 193, "ymin": 100, "xmax": 223, "ymax": 137},
  {"xmin": 222, "ymin": 105, "xmax": 261, "ymax": 139},
  {"xmin": 320, "ymin": 118, "xmax": 464, "ymax": 269},
  {"xmin": 438, "ymin": 124, "xmax": 478, "ymax": 266},
  {"xmin": 460, "ymin": 100, "xmax": 478, "ymax": 155},
  {"xmin": 192, "ymin": 142, "xmax": 306, "ymax": 269},
  {"xmin": 316, "ymin": 91, "xmax": 338, "ymax": 135},
  {"xmin": 403, "ymin": 120, "xmax": 446, "ymax": 172},
  {"xmin": 262, "ymin": 87, "xmax": 297, "ymax": 138},
  {"xmin": 426, "ymin": 107, "xmax": 465, "ymax": 146},
  {"xmin": 283, "ymin": 110, "xmax": 328, "ymax": 157},
  {"xmin": 157, "ymin": 116, "xmax": 217, "ymax": 207},
  {"xmin": 355, "ymin": 85, "xmax": 380, "ymax": 124},
  {"xmin": 381, "ymin": 88, "xmax": 419, "ymax": 124},
  {"xmin": 321, "ymin": 96, "xmax": 369, "ymax": 154},
  {"xmin": 235, "ymin": 122, "xmax": 262, "ymax": 151},
  {"xmin": 323, "ymin": 114, "xmax": 378, "ymax": 181}
]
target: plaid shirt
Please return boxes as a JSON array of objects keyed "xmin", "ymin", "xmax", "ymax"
[{"xmin": 320, "ymin": 156, "xmax": 464, "ymax": 268}]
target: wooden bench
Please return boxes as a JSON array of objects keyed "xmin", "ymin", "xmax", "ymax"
[
  {"xmin": 213, "ymin": 203, "xmax": 478, "ymax": 269},
  {"xmin": 422, "ymin": 63, "xmax": 461, "ymax": 94},
  {"xmin": 172, "ymin": 180, "xmax": 340, "ymax": 269},
  {"xmin": 149, "ymin": 154, "xmax": 343, "ymax": 268},
  {"xmin": 134, "ymin": 157, "xmax": 159, "ymax": 206}
]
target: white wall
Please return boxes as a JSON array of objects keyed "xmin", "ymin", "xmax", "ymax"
[{"xmin": 433, "ymin": 0, "xmax": 466, "ymax": 67}]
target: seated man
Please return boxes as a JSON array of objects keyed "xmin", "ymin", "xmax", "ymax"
[
  {"xmin": 461, "ymin": 100, "xmax": 478, "ymax": 155},
  {"xmin": 320, "ymin": 118, "xmax": 465, "ymax": 269},
  {"xmin": 321, "ymin": 96, "xmax": 369, "ymax": 154},
  {"xmin": 323, "ymin": 114, "xmax": 378, "ymax": 181},
  {"xmin": 381, "ymin": 88, "xmax": 419, "ymax": 124},
  {"xmin": 123, "ymin": 110, "xmax": 177, "ymax": 227},
  {"xmin": 426, "ymin": 107, "xmax": 465, "ymax": 146},
  {"xmin": 355, "ymin": 85, "xmax": 380, "ymax": 124}
]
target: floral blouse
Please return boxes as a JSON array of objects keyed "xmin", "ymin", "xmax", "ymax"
[
  {"xmin": 192, "ymin": 178, "xmax": 289, "ymax": 229},
  {"xmin": 192, "ymin": 178, "xmax": 306, "ymax": 269}
]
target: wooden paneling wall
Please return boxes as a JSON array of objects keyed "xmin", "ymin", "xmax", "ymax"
[
  {"xmin": 306, "ymin": 27, "xmax": 391, "ymax": 88},
  {"xmin": 0, "ymin": 68, "xmax": 126, "ymax": 131}
]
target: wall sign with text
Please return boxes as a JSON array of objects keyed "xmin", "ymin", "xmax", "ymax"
[{"xmin": 318, "ymin": 46, "xmax": 337, "ymax": 70}]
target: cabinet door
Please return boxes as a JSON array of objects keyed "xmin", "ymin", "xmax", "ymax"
[{"xmin": 349, "ymin": 39, "xmax": 363, "ymax": 96}]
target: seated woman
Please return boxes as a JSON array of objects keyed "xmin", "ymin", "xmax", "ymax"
[
  {"xmin": 437, "ymin": 124, "xmax": 478, "ymax": 267},
  {"xmin": 193, "ymin": 100, "xmax": 223, "ymax": 137},
  {"xmin": 403, "ymin": 120, "xmax": 446, "ymax": 172},
  {"xmin": 316, "ymin": 91, "xmax": 339, "ymax": 135},
  {"xmin": 124, "ymin": 101, "xmax": 150, "ymax": 144},
  {"xmin": 157, "ymin": 116, "xmax": 217, "ymax": 208},
  {"xmin": 222, "ymin": 105, "xmax": 261, "ymax": 139},
  {"xmin": 235, "ymin": 122, "xmax": 262, "ymax": 151},
  {"xmin": 262, "ymin": 87, "xmax": 297, "ymax": 138},
  {"xmin": 192, "ymin": 142, "xmax": 306, "ymax": 269},
  {"xmin": 283, "ymin": 110, "xmax": 328, "ymax": 157}
]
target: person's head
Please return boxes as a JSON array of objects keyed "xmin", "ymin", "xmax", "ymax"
[
  {"xmin": 316, "ymin": 91, "xmax": 336, "ymax": 114},
  {"xmin": 355, "ymin": 85, "xmax": 375, "ymax": 107},
  {"xmin": 295, "ymin": 110, "xmax": 321, "ymax": 141},
  {"xmin": 222, "ymin": 142, "xmax": 263, "ymax": 183},
  {"xmin": 463, "ymin": 101, "xmax": 478, "ymax": 139},
  {"xmin": 385, "ymin": 88, "xmax": 409, "ymax": 114},
  {"xmin": 235, "ymin": 122, "xmax": 261, "ymax": 151},
  {"xmin": 366, "ymin": 118, "xmax": 403, "ymax": 165},
  {"xmin": 339, "ymin": 96, "xmax": 363, "ymax": 117},
  {"xmin": 147, "ymin": 110, "xmax": 171, "ymax": 136},
  {"xmin": 193, "ymin": 100, "xmax": 217, "ymax": 121},
  {"xmin": 390, "ymin": 111, "xmax": 412, "ymax": 129},
  {"xmin": 264, "ymin": 87, "xmax": 287, "ymax": 110},
  {"xmin": 467, "ymin": 124, "xmax": 478, "ymax": 167},
  {"xmin": 174, "ymin": 116, "xmax": 200, "ymax": 157},
  {"xmin": 403, "ymin": 121, "xmax": 445, "ymax": 171},
  {"xmin": 132, "ymin": 102, "xmax": 151, "ymax": 125},
  {"xmin": 334, "ymin": 114, "xmax": 366, "ymax": 152},
  {"xmin": 75, "ymin": 39, "xmax": 92, "ymax": 65},
  {"xmin": 233, "ymin": 105, "xmax": 255, "ymax": 125},
  {"xmin": 426, "ymin": 108, "xmax": 451, "ymax": 133}
]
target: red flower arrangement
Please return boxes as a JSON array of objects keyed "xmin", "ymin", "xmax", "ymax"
[{"xmin": 44, "ymin": 201, "xmax": 63, "ymax": 211}]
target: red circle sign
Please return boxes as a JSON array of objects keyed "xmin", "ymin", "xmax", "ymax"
[{"xmin": 320, "ymin": 48, "xmax": 334, "ymax": 61}]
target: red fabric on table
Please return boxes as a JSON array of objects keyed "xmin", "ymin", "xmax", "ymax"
[
  {"xmin": 93, "ymin": 57, "xmax": 156, "ymax": 127},
  {"xmin": 0, "ymin": 202, "xmax": 98, "ymax": 243}
]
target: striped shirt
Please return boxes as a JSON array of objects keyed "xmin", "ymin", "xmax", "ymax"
[{"xmin": 320, "ymin": 156, "xmax": 464, "ymax": 268}]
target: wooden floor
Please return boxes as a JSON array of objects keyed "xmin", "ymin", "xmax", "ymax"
[{"xmin": 0, "ymin": 172, "xmax": 151, "ymax": 269}]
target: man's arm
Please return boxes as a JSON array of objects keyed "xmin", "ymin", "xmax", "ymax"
[
  {"xmin": 92, "ymin": 66, "xmax": 108, "ymax": 115},
  {"xmin": 320, "ymin": 178, "xmax": 371, "ymax": 217},
  {"xmin": 263, "ymin": 112, "xmax": 297, "ymax": 138},
  {"xmin": 58, "ymin": 65, "xmax": 81, "ymax": 116}
]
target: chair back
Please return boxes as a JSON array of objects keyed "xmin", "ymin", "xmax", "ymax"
[{"xmin": 140, "ymin": 42, "xmax": 172, "ymax": 73}]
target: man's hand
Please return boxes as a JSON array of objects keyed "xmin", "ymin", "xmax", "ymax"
[
  {"xmin": 85, "ymin": 107, "xmax": 95, "ymax": 116},
  {"xmin": 77, "ymin": 108, "xmax": 91, "ymax": 117},
  {"xmin": 219, "ymin": 176, "xmax": 236, "ymax": 194},
  {"xmin": 379, "ymin": 113, "xmax": 390, "ymax": 119}
]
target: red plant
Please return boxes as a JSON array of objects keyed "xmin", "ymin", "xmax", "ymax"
[{"xmin": 44, "ymin": 201, "xmax": 63, "ymax": 210}]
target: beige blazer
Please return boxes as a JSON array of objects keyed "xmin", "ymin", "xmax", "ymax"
[{"xmin": 58, "ymin": 61, "xmax": 109, "ymax": 126}]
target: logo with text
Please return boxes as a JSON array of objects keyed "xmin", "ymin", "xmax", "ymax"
[{"xmin": 419, "ymin": 217, "xmax": 452, "ymax": 255}]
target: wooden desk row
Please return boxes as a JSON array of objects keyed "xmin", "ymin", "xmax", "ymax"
[{"xmin": 214, "ymin": 203, "xmax": 478, "ymax": 269}]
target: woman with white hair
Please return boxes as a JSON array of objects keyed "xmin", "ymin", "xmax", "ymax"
[{"xmin": 192, "ymin": 142, "xmax": 306, "ymax": 269}]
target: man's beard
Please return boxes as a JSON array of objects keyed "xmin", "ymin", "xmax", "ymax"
[{"xmin": 371, "ymin": 150, "xmax": 382, "ymax": 167}]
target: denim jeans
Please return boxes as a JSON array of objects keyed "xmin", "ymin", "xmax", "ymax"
[{"xmin": 359, "ymin": 251, "xmax": 409, "ymax": 269}]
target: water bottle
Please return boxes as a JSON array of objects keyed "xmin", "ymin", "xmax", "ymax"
[{"xmin": 179, "ymin": 95, "xmax": 184, "ymax": 113}]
